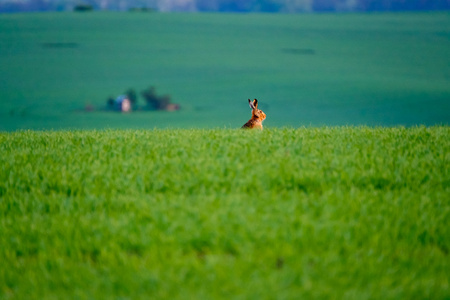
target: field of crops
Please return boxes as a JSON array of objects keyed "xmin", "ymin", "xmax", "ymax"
[
  {"xmin": 1, "ymin": 12, "xmax": 449, "ymax": 131},
  {"xmin": 1, "ymin": 127, "xmax": 449, "ymax": 299}
]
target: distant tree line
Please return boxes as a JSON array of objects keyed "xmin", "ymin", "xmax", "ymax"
[{"xmin": 1, "ymin": 0, "xmax": 449, "ymax": 13}]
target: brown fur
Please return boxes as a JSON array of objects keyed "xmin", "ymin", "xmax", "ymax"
[{"xmin": 242, "ymin": 99, "xmax": 266, "ymax": 130}]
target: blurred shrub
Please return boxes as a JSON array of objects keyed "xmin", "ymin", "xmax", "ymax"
[
  {"xmin": 107, "ymin": 97, "xmax": 115, "ymax": 109},
  {"xmin": 125, "ymin": 88, "xmax": 138, "ymax": 106},
  {"xmin": 141, "ymin": 86, "xmax": 174, "ymax": 110},
  {"xmin": 74, "ymin": 3, "xmax": 93, "ymax": 12}
]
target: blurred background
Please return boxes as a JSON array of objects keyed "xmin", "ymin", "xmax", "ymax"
[
  {"xmin": 0, "ymin": 0, "xmax": 449, "ymax": 130},
  {"xmin": 1, "ymin": 0, "xmax": 450, "ymax": 13}
]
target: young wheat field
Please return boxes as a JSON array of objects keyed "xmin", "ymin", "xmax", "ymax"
[{"xmin": 1, "ymin": 127, "xmax": 449, "ymax": 299}]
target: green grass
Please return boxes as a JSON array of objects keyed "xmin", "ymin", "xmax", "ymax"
[
  {"xmin": 0, "ymin": 12, "xmax": 449, "ymax": 130},
  {"xmin": 1, "ymin": 127, "xmax": 449, "ymax": 299}
]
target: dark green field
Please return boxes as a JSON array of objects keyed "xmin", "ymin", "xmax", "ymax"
[{"xmin": 0, "ymin": 12, "xmax": 449, "ymax": 130}]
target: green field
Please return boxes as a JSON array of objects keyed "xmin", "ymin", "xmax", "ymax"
[
  {"xmin": 0, "ymin": 12, "xmax": 449, "ymax": 130},
  {"xmin": 1, "ymin": 127, "xmax": 449, "ymax": 299},
  {"xmin": 1, "ymin": 11, "xmax": 449, "ymax": 299}
]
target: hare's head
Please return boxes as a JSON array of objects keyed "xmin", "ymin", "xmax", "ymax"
[{"xmin": 249, "ymin": 99, "xmax": 266, "ymax": 121}]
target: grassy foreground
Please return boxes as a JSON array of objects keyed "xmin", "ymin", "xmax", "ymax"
[{"xmin": 0, "ymin": 127, "xmax": 449, "ymax": 299}]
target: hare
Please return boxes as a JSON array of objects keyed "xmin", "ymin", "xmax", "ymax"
[{"xmin": 242, "ymin": 99, "xmax": 266, "ymax": 130}]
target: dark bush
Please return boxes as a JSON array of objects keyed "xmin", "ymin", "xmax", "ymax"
[
  {"xmin": 125, "ymin": 88, "xmax": 138, "ymax": 106},
  {"xmin": 74, "ymin": 3, "xmax": 93, "ymax": 12},
  {"xmin": 107, "ymin": 97, "xmax": 115, "ymax": 108},
  {"xmin": 141, "ymin": 86, "xmax": 173, "ymax": 110}
]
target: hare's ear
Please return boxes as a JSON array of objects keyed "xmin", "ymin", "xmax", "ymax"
[
  {"xmin": 253, "ymin": 99, "xmax": 258, "ymax": 109},
  {"xmin": 248, "ymin": 99, "xmax": 255, "ymax": 109}
]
